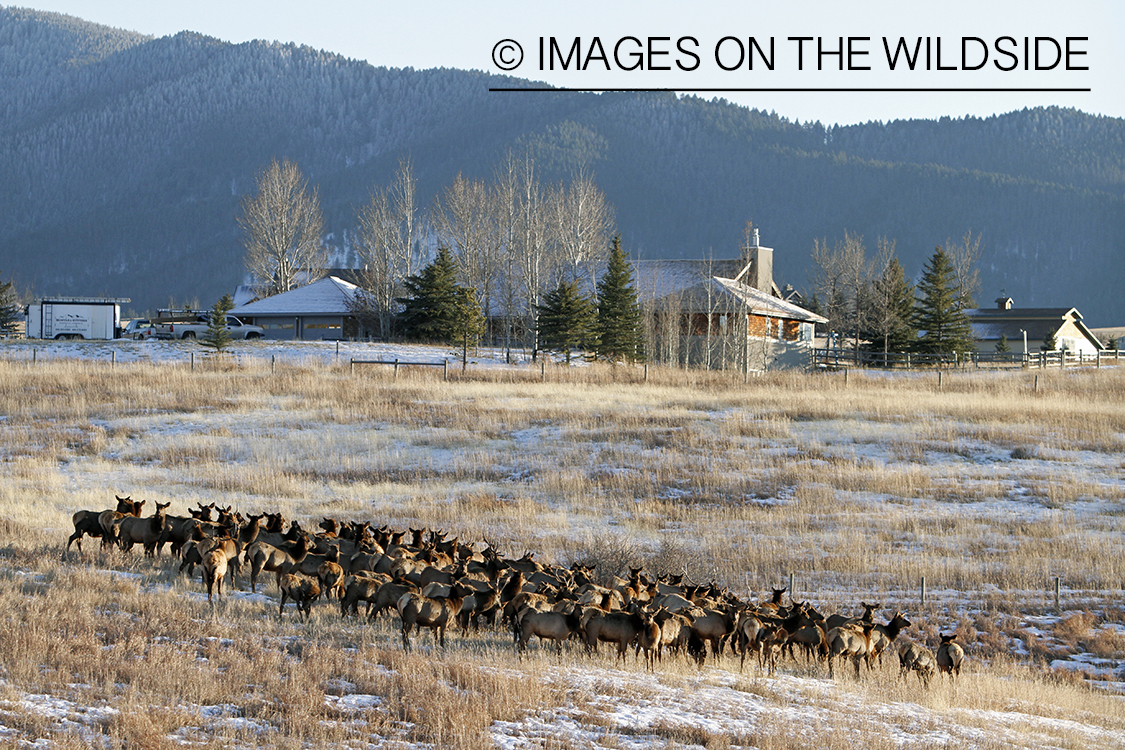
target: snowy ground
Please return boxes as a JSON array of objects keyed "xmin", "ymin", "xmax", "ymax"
[
  {"xmin": 0, "ymin": 338, "xmax": 535, "ymax": 368},
  {"xmin": 2, "ymin": 340, "xmax": 1122, "ymax": 748}
]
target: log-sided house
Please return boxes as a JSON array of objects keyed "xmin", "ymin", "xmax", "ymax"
[{"xmin": 633, "ymin": 231, "xmax": 826, "ymax": 370}]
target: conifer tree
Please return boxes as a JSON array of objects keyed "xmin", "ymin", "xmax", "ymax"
[
  {"xmin": 594, "ymin": 236, "xmax": 644, "ymax": 363},
  {"xmin": 913, "ymin": 246, "xmax": 976, "ymax": 356},
  {"xmin": 995, "ymin": 334, "xmax": 1011, "ymax": 353},
  {"xmin": 1041, "ymin": 329, "xmax": 1057, "ymax": 351},
  {"xmin": 397, "ymin": 247, "xmax": 462, "ymax": 341},
  {"xmin": 867, "ymin": 257, "xmax": 917, "ymax": 355},
  {"xmin": 0, "ymin": 273, "xmax": 19, "ymax": 336},
  {"xmin": 200, "ymin": 294, "xmax": 235, "ymax": 352},
  {"xmin": 536, "ymin": 280, "xmax": 597, "ymax": 364},
  {"xmin": 397, "ymin": 247, "xmax": 485, "ymax": 361}
]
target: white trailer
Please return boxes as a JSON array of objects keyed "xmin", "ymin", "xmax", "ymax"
[{"xmin": 25, "ymin": 297, "xmax": 129, "ymax": 340}]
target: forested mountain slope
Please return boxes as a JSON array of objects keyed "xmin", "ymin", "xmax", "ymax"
[{"xmin": 2, "ymin": 7, "xmax": 1122, "ymax": 323}]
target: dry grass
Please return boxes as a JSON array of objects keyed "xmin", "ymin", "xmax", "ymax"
[{"xmin": 0, "ymin": 358, "xmax": 1123, "ymax": 746}]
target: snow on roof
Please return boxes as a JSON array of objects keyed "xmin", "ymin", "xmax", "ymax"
[
  {"xmin": 230, "ymin": 276, "xmax": 360, "ymax": 316},
  {"xmin": 711, "ymin": 277, "xmax": 828, "ymax": 323}
]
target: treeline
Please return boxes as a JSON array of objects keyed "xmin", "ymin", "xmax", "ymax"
[{"xmin": 1, "ymin": 8, "xmax": 1122, "ymax": 324}]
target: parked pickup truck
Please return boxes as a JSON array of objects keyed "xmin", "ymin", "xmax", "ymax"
[{"xmin": 149, "ymin": 315, "xmax": 265, "ymax": 341}]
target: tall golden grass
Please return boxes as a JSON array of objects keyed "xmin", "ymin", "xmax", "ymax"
[{"xmin": 0, "ymin": 357, "xmax": 1122, "ymax": 746}]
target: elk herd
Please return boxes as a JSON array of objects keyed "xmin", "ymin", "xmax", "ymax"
[{"xmin": 65, "ymin": 496, "xmax": 967, "ymax": 684}]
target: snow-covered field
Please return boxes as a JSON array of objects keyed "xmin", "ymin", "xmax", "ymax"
[{"xmin": 0, "ymin": 343, "xmax": 1122, "ymax": 748}]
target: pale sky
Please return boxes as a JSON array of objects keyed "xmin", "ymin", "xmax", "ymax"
[{"xmin": 15, "ymin": 0, "xmax": 1123, "ymax": 125}]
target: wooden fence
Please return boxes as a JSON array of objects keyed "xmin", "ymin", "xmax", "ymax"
[{"xmin": 813, "ymin": 348, "xmax": 1124, "ymax": 371}]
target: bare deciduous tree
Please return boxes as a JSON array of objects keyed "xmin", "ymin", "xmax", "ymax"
[
  {"xmin": 946, "ymin": 230, "xmax": 982, "ymax": 310},
  {"xmin": 433, "ymin": 174, "xmax": 503, "ymax": 342},
  {"xmin": 354, "ymin": 158, "xmax": 422, "ymax": 338},
  {"xmin": 548, "ymin": 167, "xmax": 614, "ymax": 289},
  {"xmin": 239, "ymin": 158, "xmax": 326, "ymax": 296}
]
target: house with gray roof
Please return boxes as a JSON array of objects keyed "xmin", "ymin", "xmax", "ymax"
[
  {"xmin": 965, "ymin": 297, "xmax": 1104, "ymax": 355},
  {"xmin": 230, "ymin": 275, "xmax": 361, "ymax": 340}
]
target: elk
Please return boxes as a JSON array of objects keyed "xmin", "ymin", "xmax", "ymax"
[
  {"xmin": 339, "ymin": 573, "xmax": 392, "ymax": 618},
  {"xmin": 202, "ymin": 548, "xmax": 229, "ymax": 604},
  {"xmin": 516, "ymin": 607, "xmax": 581, "ymax": 656},
  {"xmin": 899, "ymin": 642, "xmax": 937, "ymax": 687},
  {"xmin": 66, "ymin": 495, "xmax": 139, "ymax": 553},
  {"xmin": 936, "ymin": 633, "xmax": 965, "ymax": 679},
  {"xmin": 279, "ymin": 574, "xmax": 321, "ymax": 620},
  {"xmin": 866, "ymin": 612, "xmax": 912, "ymax": 669},
  {"xmin": 317, "ymin": 561, "xmax": 346, "ymax": 600},
  {"xmin": 245, "ymin": 536, "xmax": 310, "ymax": 592},
  {"xmin": 398, "ymin": 587, "xmax": 466, "ymax": 651},
  {"xmin": 826, "ymin": 622, "xmax": 876, "ymax": 679},
  {"xmin": 581, "ymin": 608, "xmax": 648, "ymax": 663},
  {"xmin": 825, "ymin": 601, "xmax": 881, "ymax": 631},
  {"xmin": 115, "ymin": 501, "xmax": 170, "ymax": 556}
]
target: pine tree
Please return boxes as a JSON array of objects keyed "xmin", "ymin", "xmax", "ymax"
[
  {"xmin": 995, "ymin": 334, "xmax": 1011, "ymax": 353},
  {"xmin": 200, "ymin": 294, "xmax": 235, "ymax": 352},
  {"xmin": 0, "ymin": 273, "xmax": 19, "ymax": 336},
  {"xmin": 1041, "ymin": 329, "xmax": 1057, "ymax": 351},
  {"xmin": 867, "ymin": 257, "xmax": 917, "ymax": 355},
  {"xmin": 594, "ymin": 236, "xmax": 644, "ymax": 363},
  {"xmin": 913, "ymin": 246, "xmax": 976, "ymax": 356},
  {"xmin": 397, "ymin": 247, "xmax": 463, "ymax": 342},
  {"xmin": 397, "ymin": 247, "xmax": 485, "ymax": 363},
  {"xmin": 536, "ymin": 280, "xmax": 597, "ymax": 364},
  {"xmin": 450, "ymin": 286, "xmax": 487, "ymax": 371}
]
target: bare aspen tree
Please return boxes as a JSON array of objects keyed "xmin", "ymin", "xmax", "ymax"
[
  {"xmin": 548, "ymin": 167, "xmax": 614, "ymax": 289},
  {"xmin": 354, "ymin": 158, "xmax": 422, "ymax": 338},
  {"xmin": 433, "ymin": 174, "xmax": 503, "ymax": 341},
  {"xmin": 810, "ymin": 237, "xmax": 848, "ymax": 345},
  {"xmin": 239, "ymin": 158, "xmax": 326, "ymax": 296},
  {"xmin": 946, "ymin": 230, "xmax": 982, "ymax": 309},
  {"xmin": 514, "ymin": 154, "xmax": 552, "ymax": 355},
  {"xmin": 811, "ymin": 231, "xmax": 870, "ymax": 352},
  {"xmin": 494, "ymin": 152, "xmax": 524, "ymax": 360}
]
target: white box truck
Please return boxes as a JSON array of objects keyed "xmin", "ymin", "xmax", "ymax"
[{"xmin": 25, "ymin": 298, "xmax": 129, "ymax": 340}]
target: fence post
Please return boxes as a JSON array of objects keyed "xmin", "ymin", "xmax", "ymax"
[
  {"xmin": 644, "ymin": 363, "xmax": 648, "ymax": 382},
  {"xmin": 271, "ymin": 354, "xmax": 275, "ymax": 373},
  {"xmin": 938, "ymin": 371, "xmax": 942, "ymax": 390},
  {"xmin": 32, "ymin": 349, "xmax": 36, "ymax": 365},
  {"xmin": 1054, "ymin": 576, "xmax": 1061, "ymax": 611},
  {"xmin": 335, "ymin": 340, "xmax": 339, "ymax": 364},
  {"xmin": 394, "ymin": 358, "xmax": 399, "ymax": 378},
  {"xmin": 443, "ymin": 359, "xmax": 448, "ymax": 381},
  {"xmin": 191, "ymin": 352, "xmax": 195, "ymax": 371},
  {"xmin": 541, "ymin": 359, "xmax": 546, "ymax": 382},
  {"xmin": 350, "ymin": 358, "xmax": 354, "ymax": 374},
  {"xmin": 1034, "ymin": 374, "xmax": 1039, "ymax": 393},
  {"xmin": 1097, "ymin": 350, "xmax": 1101, "ymax": 368},
  {"xmin": 920, "ymin": 576, "xmax": 926, "ymax": 607},
  {"xmin": 111, "ymin": 351, "xmax": 115, "ymax": 368},
  {"xmin": 788, "ymin": 571, "xmax": 795, "ymax": 597}
]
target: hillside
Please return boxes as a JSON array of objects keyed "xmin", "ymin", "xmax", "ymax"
[{"xmin": 1, "ymin": 7, "xmax": 1123, "ymax": 323}]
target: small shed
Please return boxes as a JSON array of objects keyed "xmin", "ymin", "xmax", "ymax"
[{"xmin": 230, "ymin": 276, "xmax": 361, "ymax": 341}]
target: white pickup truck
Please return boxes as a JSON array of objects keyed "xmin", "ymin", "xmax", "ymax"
[{"xmin": 149, "ymin": 315, "xmax": 265, "ymax": 340}]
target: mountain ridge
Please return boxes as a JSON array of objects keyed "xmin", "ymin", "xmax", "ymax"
[{"xmin": 1, "ymin": 7, "xmax": 1122, "ymax": 324}]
